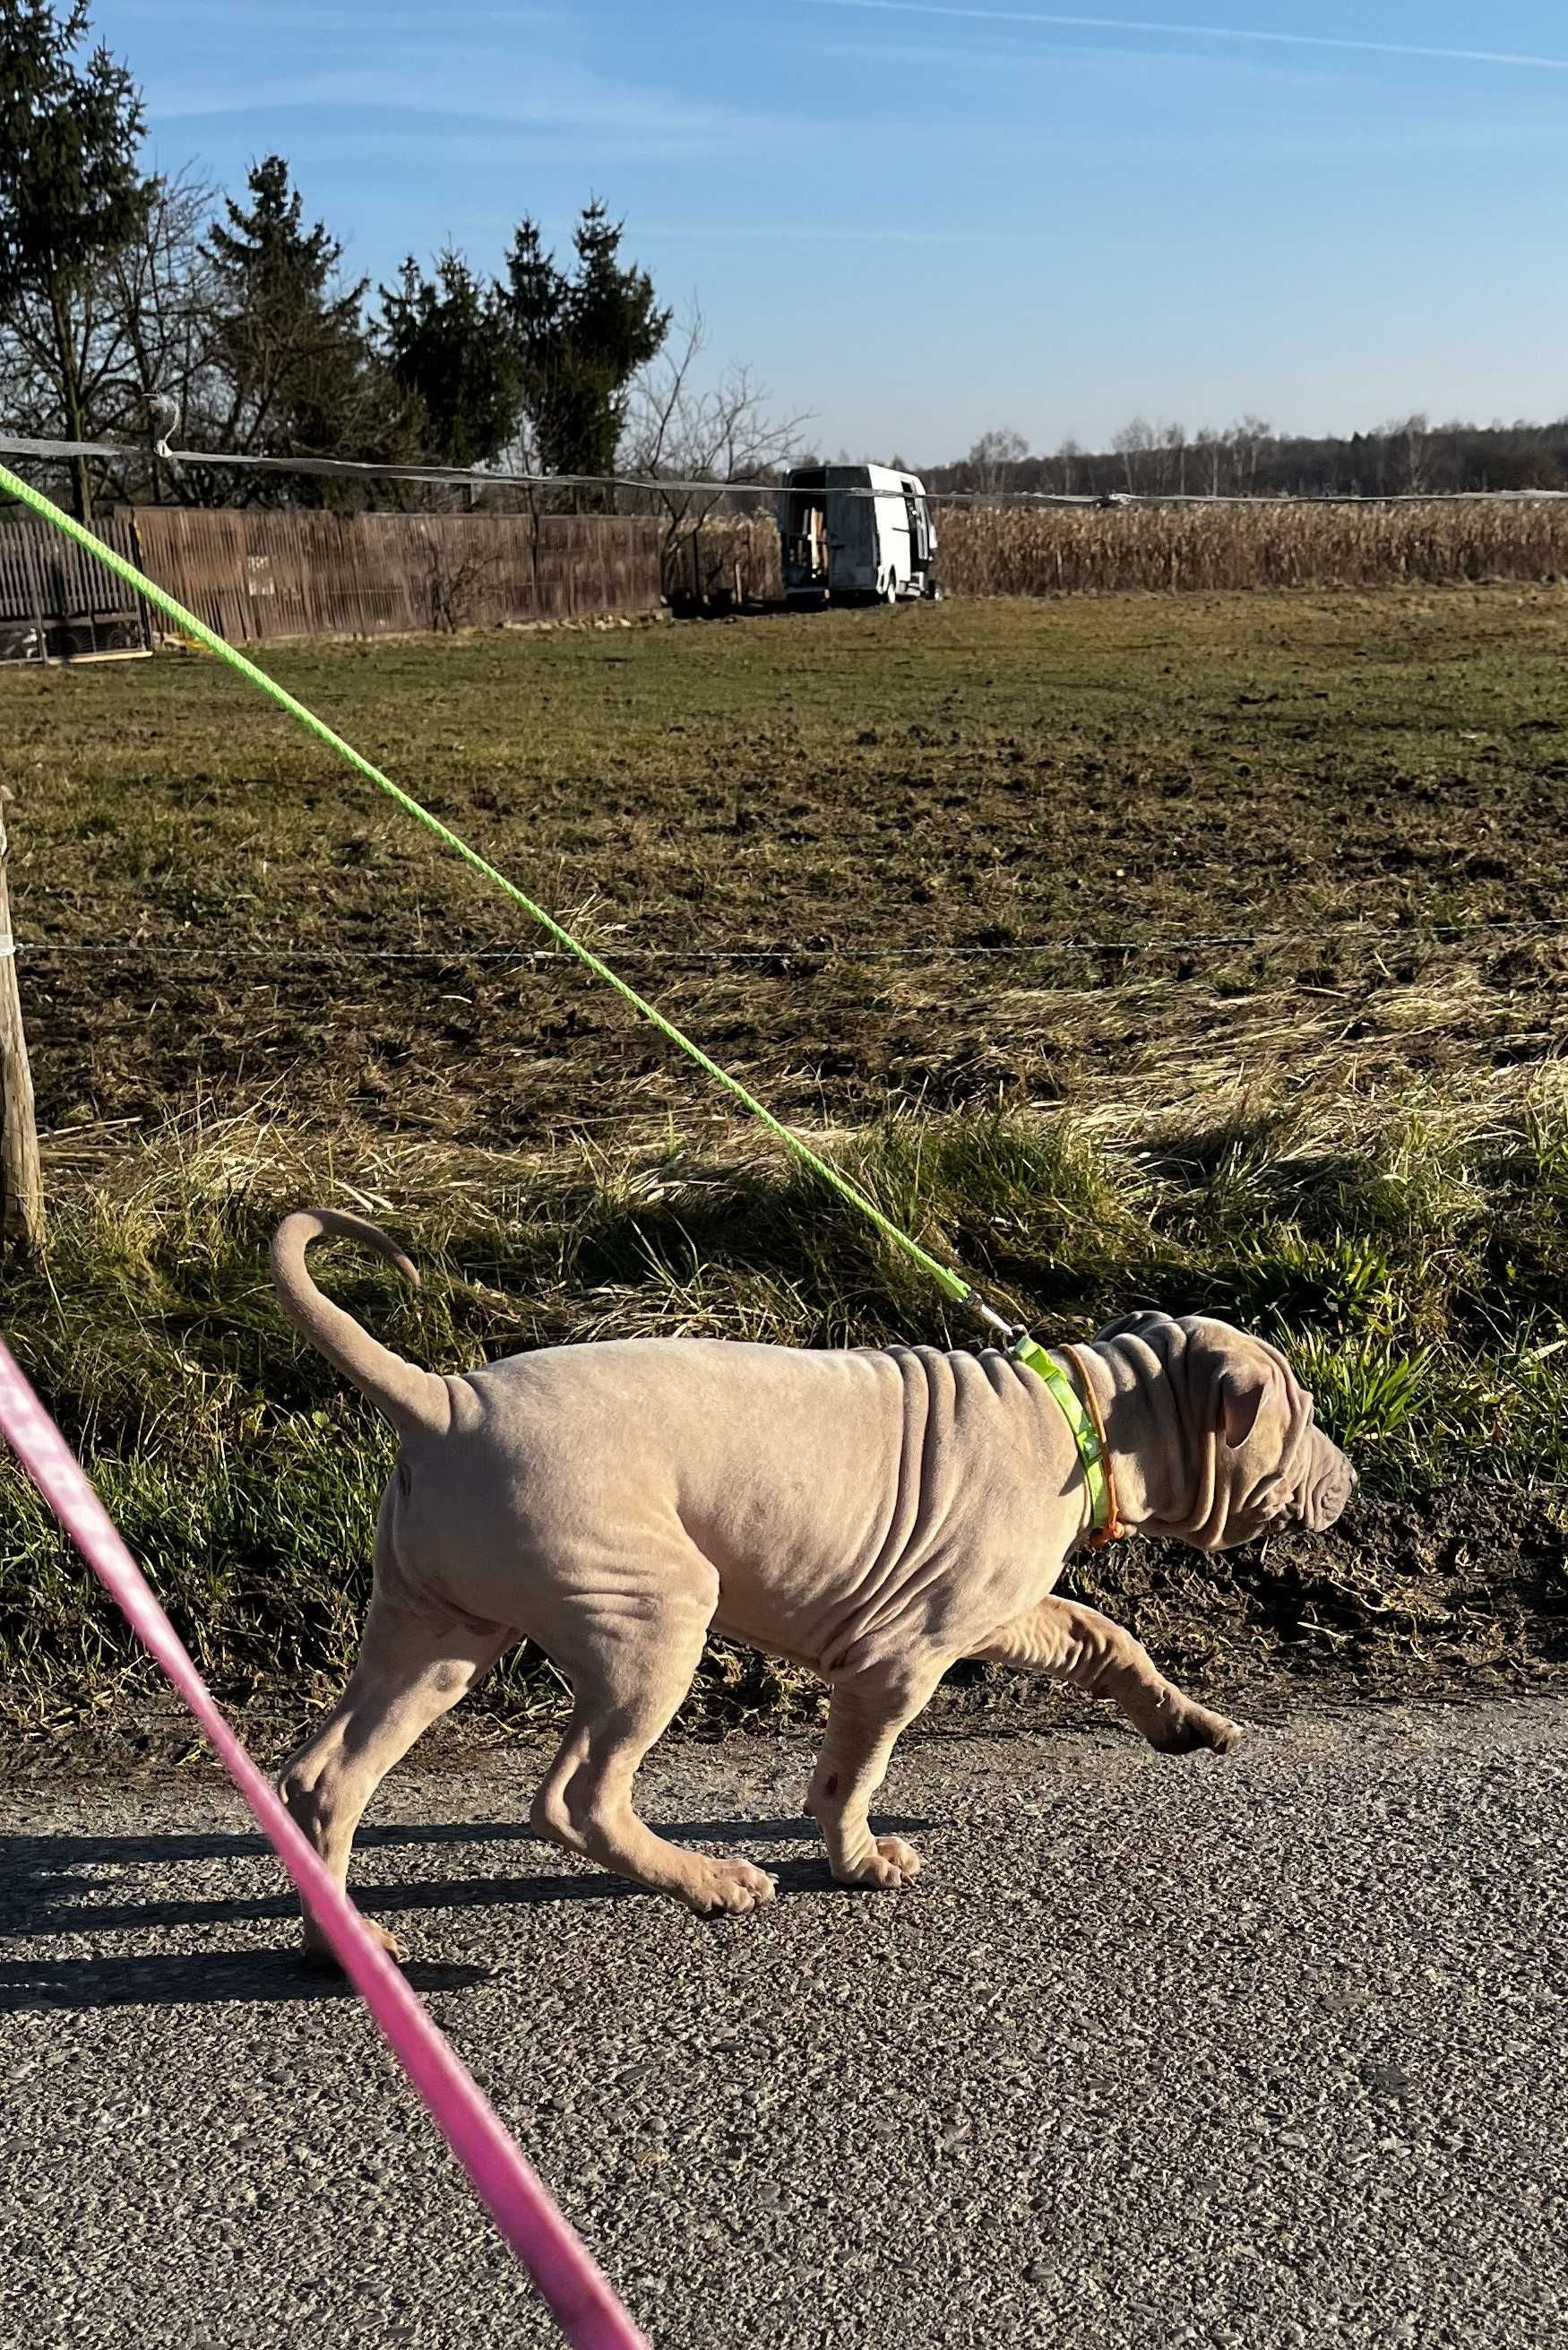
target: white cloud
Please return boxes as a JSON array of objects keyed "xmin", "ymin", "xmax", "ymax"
[{"xmin": 148, "ymin": 74, "xmax": 793, "ymax": 166}]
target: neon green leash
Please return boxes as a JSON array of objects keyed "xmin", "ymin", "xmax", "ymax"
[{"xmin": 0, "ymin": 462, "xmax": 1117, "ymax": 1540}]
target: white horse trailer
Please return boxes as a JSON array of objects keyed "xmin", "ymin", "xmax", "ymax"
[{"xmin": 777, "ymin": 463, "xmax": 939, "ymax": 604}]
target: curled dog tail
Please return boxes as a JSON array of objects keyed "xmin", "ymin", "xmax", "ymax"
[{"xmin": 271, "ymin": 1209, "xmax": 452, "ymax": 1440}]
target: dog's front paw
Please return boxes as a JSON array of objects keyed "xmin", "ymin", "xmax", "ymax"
[
  {"xmin": 1149, "ymin": 1700, "xmax": 1244, "ymax": 1756},
  {"xmin": 833, "ymin": 1836, "xmax": 924, "ymax": 1891},
  {"xmin": 682, "ymin": 1858, "xmax": 778, "ymax": 1919}
]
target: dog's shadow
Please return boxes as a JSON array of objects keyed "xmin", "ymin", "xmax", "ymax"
[{"xmin": 0, "ymin": 1810, "xmax": 934, "ymax": 2015}]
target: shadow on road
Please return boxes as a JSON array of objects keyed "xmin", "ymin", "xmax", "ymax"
[
  {"xmin": 0, "ymin": 1810, "xmax": 935, "ymax": 2013},
  {"xmin": 0, "ymin": 1948, "xmax": 491, "ymax": 2011}
]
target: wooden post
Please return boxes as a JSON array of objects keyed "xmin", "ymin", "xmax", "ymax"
[
  {"xmin": 22, "ymin": 527, "xmax": 49, "ymax": 664},
  {"xmin": 0, "ymin": 788, "xmax": 45, "ymax": 1254}
]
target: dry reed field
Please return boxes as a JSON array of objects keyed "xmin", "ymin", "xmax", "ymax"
[
  {"xmin": 3, "ymin": 584, "xmax": 1567, "ymax": 1752},
  {"xmin": 687, "ymin": 497, "xmax": 1568, "ymax": 603},
  {"xmin": 937, "ymin": 498, "xmax": 1568, "ymax": 597}
]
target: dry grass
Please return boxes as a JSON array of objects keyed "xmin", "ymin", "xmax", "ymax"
[
  {"xmin": 935, "ymin": 499, "xmax": 1568, "ymax": 597},
  {"xmin": 668, "ymin": 513, "xmax": 780, "ymax": 602},
  {"xmin": 8, "ymin": 586, "xmax": 1565, "ymax": 1157}
]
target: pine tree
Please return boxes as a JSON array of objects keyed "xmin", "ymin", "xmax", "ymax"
[
  {"xmin": 504, "ymin": 201, "xmax": 669, "ymax": 488},
  {"xmin": 0, "ymin": 0, "xmax": 151, "ymax": 518},
  {"xmin": 378, "ymin": 250, "xmax": 518, "ymax": 470},
  {"xmin": 204, "ymin": 155, "xmax": 408, "ymax": 501}
]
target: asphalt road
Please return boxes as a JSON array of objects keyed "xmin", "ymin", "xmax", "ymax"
[{"xmin": 3, "ymin": 1698, "xmax": 1566, "ymax": 2349}]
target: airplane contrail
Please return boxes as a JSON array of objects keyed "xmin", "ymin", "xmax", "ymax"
[{"xmin": 797, "ymin": 0, "xmax": 1568, "ymax": 74}]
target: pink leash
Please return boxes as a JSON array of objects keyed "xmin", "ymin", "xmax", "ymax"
[{"xmin": 0, "ymin": 1339, "xmax": 651, "ymax": 2350}]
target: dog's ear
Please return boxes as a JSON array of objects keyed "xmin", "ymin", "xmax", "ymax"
[{"xmin": 1215, "ymin": 1364, "xmax": 1271, "ymax": 1447}]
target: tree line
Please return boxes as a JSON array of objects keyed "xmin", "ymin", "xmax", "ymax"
[
  {"xmin": 0, "ymin": 0, "xmax": 808, "ymax": 529},
  {"xmin": 931, "ymin": 414, "xmax": 1568, "ymax": 502}
]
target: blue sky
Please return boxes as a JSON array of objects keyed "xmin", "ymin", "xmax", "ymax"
[{"xmin": 104, "ymin": 0, "xmax": 1568, "ymax": 460}]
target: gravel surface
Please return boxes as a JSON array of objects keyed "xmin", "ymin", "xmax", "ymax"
[{"xmin": 3, "ymin": 1700, "xmax": 1567, "ymax": 2347}]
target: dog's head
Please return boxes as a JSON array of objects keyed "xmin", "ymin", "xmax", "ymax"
[{"xmin": 1090, "ymin": 1309, "xmax": 1356, "ymax": 1551}]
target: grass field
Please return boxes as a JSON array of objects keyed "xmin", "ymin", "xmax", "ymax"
[{"xmin": 4, "ymin": 585, "xmax": 1568, "ymax": 1742}]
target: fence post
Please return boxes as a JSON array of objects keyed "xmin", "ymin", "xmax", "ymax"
[
  {"xmin": 0, "ymin": 788, "xmax": 45, "ymax": 1254},
  {"xmin": 22, "ymin": 528, "xmax": 48, "ymax": 662},
  {"xmin": 126, "ymin": 511, "xmax": 155, "ymax": 652}
]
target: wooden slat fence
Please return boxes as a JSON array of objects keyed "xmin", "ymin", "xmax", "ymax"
[
  {"xmin": 134, "ymin": 510, "xmax": 664, "ymax": 643},
  {"xmin": 0, "ymin": 507, "xmax": 665, "ymax": 657},
  {"xmin": 0, "ymin": 514, "xmax": 149, "ymax": 659}
]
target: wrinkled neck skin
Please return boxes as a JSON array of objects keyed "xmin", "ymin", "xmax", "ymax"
[
  {"xmin": 1053, "ymin": 1313, "xmax": 1353, "ymax": 1551},
  {"xmin": 1069, "ymin": 1335, "xmax": 1227, "ymax": 1548}
]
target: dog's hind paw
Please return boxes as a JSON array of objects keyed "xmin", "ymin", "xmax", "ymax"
[
  {"xmin": 301, "ymin": 1918, "xmax": 408, "ymax": 1972},
  {"xmin": 682, "ymin": 1858, "xmax": 778, "ymax": 1918}
]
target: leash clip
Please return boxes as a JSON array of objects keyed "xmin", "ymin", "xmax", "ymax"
[{"xmin": 970, "ymin": 1298, "xmax": 1022, "ymax": 1343}]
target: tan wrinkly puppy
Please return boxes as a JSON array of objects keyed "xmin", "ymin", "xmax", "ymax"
[{"xmin": 271, "ymin": 1211, "xmax": 1355, "ymax": 1958}]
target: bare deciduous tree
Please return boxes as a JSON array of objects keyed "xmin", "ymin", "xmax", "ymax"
[
  {"xmin": 1224, "ymin": 414, "xmax": 1274, "ymax": 494},
  {"xmin": 1112, "ymin": 415, "xmax": 1156, "ymax": 494},
  {"xmin": 964, "ymin": 425, "xmax": 1030, "ymax": 496},
  {"xmin": 417, "ymin": 523, "xmax": 507, "ymax": 631},
  {"xmin": 1382, "ymin": 412, "xmax": 1433, "ymax": 495},
  {"xmin": 0, "ymin": 166, "xmax": 219, "ymax": 505},
  {"xmin": 621, "ymin": 305, "xmax": 811, "ymax": 591},
  {"xmin": 97, "ymin": 171, "xmax": 225, "ymax": 498}
]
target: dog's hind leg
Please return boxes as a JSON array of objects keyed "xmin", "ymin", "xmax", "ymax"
[
  {"xmin": 975, "ymin": 1596, "xmax": 1240, "ymax": 1753},
  {"xmin": 807, "ymin": 1656, "xmax": 947, "ymax": 1888},
  {"xmin": 278, "ymin": 1595, "xmax": 510, "ymax": 1965},
  {"xmin": 530, "ymin": 1571, "xmax": 775, "ymax": 1918}
]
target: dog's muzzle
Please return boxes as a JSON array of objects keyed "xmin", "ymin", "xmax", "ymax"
[{"xmin": 1299, "ymin": 1440, "xmax": 1357, "ymax": 1534}]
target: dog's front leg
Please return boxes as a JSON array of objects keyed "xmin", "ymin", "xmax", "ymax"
[{"xmin": 808, "ymin": 1657, "xmax": 945, "ymax": 1889}]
